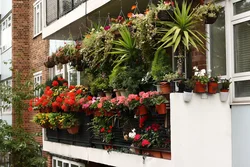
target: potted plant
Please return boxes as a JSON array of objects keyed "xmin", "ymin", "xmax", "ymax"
[
  {"xmin": 32, "ymin": 113, "xmax": 51, "ymax": 129},
  {"xmin": 90, "ymin": 76, "xmax": 111, "ymax": 97},
  {"xmin": 208, "ymin": 76, "xmax": 219, "ymax": 94},
  {"xmin": 59, "ymin": 113, "xmax": 80, "ymax": 134},
  {"xmin": 195, "ymin": 2, "xmax": 222, "ymax": 24},
  {"xmin": 158, "ymin": 1, "xmax": 207, "ymax": 75},
  {"xmin": 183, "ymin": 79, "xmax": 195, "ymax": 102},
  {"xmin": 44, "ymin": 54, "xmax": 56, "ymax": 68},
  {"xmin": 156, "ymin": 0, "xmax": 174, "ymax": 21},
  {"xmin": 161, "ymin": 72, "xmax": 179, "ymax": 94},
  {"xmin": 154, "ymin": 95, "xmax": 168, "ymax": 114},
  {"xmin": 109, "ymin": 67, "xmax": 126, "ymax": 97},
  {"xmin": 151, "ymin": 48, "xmax": 171, "ymax": 92},
  {"xmin": 220, "ymin": 78, "xmax": 231, "ymax": 102},
  {"xmin": 193, "ymin": 66, "xmax": 209, "ymax": 93}
]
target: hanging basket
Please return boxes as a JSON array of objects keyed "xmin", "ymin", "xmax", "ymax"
[
  {"xmin": 44, "ymin": 56, "xmax": 55, "ymax": 68},
  {"xmin": 157, "ymin": 10, "xmax": 174, "ymax": 21},
  {"xmin": 205, "ymin": 13, "xmax": 219, "ymax": 24}
]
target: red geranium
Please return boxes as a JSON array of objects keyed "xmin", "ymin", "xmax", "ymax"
[
  {"xmin": 100, "ymin": 127, "xmax": 105, "ymax": 133},
  {"xmin": 52, "ymin": 81, "xmax": 59, "ymax": 87},
  {"xmin": 141, "ymin": 139, "xmax": 151, "ymax": 147},
  {"xmin": 134, "ymin": 134, "xmax": 141, "ymax": 141}
]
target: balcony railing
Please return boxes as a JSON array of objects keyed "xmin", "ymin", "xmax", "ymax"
[
  {"xmin": 46, "ymin": 0, "xmax": 87, "ymax": 25},
  {"xmin": 46, "ymin": 112, "xmax": 171, "ymax": 159}
]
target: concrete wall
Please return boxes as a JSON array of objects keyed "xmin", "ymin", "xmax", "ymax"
[
  {"xmin": 232, "ymin": 105, "xmax": 250, "ymax": 167},
  {"xmin": 43, "ymin": 93, "xmax": 232, "ymax": 167},
  {"xmin": 171, "ymin": 93, "xmax": 232, "ymax": 167}
]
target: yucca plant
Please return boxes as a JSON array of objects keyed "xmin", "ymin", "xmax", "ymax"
[
  {"xmin": 110, "ymin": 27, "xmax": 141, "ymax": 69},
  {"xmin": 158, "ymin": 1, "xmax": 207, "ymax": 75}
]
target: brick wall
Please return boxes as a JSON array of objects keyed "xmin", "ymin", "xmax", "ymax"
[{"xmin": 12, "ymin": 0, "xmax": 50, "ymax": 164}]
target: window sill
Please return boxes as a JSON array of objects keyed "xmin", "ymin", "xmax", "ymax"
[{"xmin": 33, "ymin": 32, "xmax": 42, "ymax": 39}]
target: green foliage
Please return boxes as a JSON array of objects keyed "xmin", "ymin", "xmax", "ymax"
[
  {"xmin": 194, "ymin": 2, "xmax": 222, "ymax": 20},
  {"xmin": 220, "ymin": 78, "xmax": 231, "ymax": 91},
  {"xmin": 90, "ymin": 77, "xmax": 110, "ymax": 95},
  {"xmin": 151, "ymin": 48, "xmax": 171, "ymax": 82},
  {"xmin": 59, "ymin": 113, "xmax": 79, "ymax": 129},
  {"xmin": 109, "ymin": 66, "xmax": 126, "ymax": 89},
  {"xmin": 154, "ymin": 95, "xmax": 168, "ymax": 105},
  {"xmin": 184, "ymin": 79, "xmax": 195, "ymax": 92}
]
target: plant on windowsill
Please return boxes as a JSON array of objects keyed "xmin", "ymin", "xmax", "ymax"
[
  {"xmin": 208, "ymin": 76, "xmax": 220, "ymax": 94},
  {"xmin": 219, "ymin": 78, "xmax": 231, "ymax": 102},
  {"xmin": 183, "ymin": 79, "xmax": 195, "ymax": 102},
  {"xmin": 192, "ymin": 66, "xmax": 209, "ymax": 93}
]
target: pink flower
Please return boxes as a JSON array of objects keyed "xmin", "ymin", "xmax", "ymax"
[
  {"xmin": 141, "ymin": 139, "xmax": 151, "ymax": 147},
  {"xmin": 97, "ymin": 103, "xmax": 103, "ymax": 109},
  {"xmin": 134, "ymin": 134, "xmax": 141, "ymax": 141},
  {"xmin": 111, "ymin": 98, "xmax": 117, "ymax": 104},
  {"xmin": 117, "ymin": 96, "xmax": 126, "ymax": 105},
  {"xmin": 104, "ymin": 25, "xmax": 111, "ymax": 31},
  {"xmin": 82, "ymin": 103, "xmax": 90, "ymax": 109}
]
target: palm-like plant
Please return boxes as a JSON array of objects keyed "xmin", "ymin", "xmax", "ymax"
[
  {"xmin": 158, "ymin": 1, "xmax": 207, "ymax": 74},
  {"xmin": 110, "ymin": 27, "xmax": 140, "ymax": 69}
]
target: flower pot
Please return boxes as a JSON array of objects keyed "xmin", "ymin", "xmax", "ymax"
[
  {"xmin": 183, "ymin": 91, "xmax": 193, "ymax": 102},
  {"xmin": 220, "ymin": 91, "xmax": 229, "ymax": 102},
  {"xmin": 161, "ymin": 152, "xmax": 171, "ymax": 160},
  {"xmin": 155, "ymin": 84, "xmax": 161, "ymax": 92},
  {"xmin": 119, "ymin": 89, "xmax": 128, "ymax": 97},
  {"xmin": 160, "ymin": 82, "xmax": 171, "ymax": 94},
  {"xmin": 142, "ymin": 150, "xmax": 162, "ymax": 158},
  {"xmin": 114, "ymin": 89, "xmax": 121, "ymax": 97},
  {"xmin": 155, "ymin": 103, "xmax": 167, "ymax": 115},
  {"xmin": 195, "ymin": 82, "xmax": 207, "ymax": 93},
  {"xmin": 208, "ymin": 82, "xmax": 218, "ymax": 94},
  {"xmin": 157, "ymin": 10, "xmax": 174, "ymax": 21},
  {"xmin": 137, "ymin": 105, "xmax": 147, "ymax": 116},
  {"xmin": 67, "ymin": 126, "xmax": 79, "ymax": 134}
]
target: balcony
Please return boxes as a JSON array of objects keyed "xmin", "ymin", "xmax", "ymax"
[
  {"xmin": 43, "ymin": 0, "xmax": 150, "ymax": 39},
  {"xmin": 43, "ymin": 93, "xmax": 232, "ymax": 167}
]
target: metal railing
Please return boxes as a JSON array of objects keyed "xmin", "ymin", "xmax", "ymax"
[{"xmin": 46, "ymin": 0, "xmax": 87, "ymax": 25}]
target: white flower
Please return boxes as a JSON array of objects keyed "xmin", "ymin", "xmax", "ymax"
[
  {"xmin": 193, "ymin": 66, "xmax": 198, "ymax": 71},
  {"xmin": 200, "ymin": 69, "xmax": 206, "ymax": 76},
  {"xmin": 194, "ymin": 72, "xmax": 199, "ymax": 76},
  {"xmin": 129, "ymin": 129, "xmax": 136, "ymax": 139}
]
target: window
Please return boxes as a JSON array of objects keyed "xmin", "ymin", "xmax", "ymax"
[
  {"xmin": 34, "ymin": 0, "xmax": 43, "ymax": 36},
  {"xmin": 208, "ymin": 5, "xmax": 226, "ymax": 76},
  {"xmin": 2, "ymin": 20, "xmax": 6, "ymax": 31},
  {"xmin": 7, "ymin": 15, "xmax": 11, "ymax": 27},
  {"xmin": 52, "ymin": 157, "xmax": 85, "ymax": 167},
  {"xmin": 34, "ymin": 71, "xmax": 42, "ymax": 97},
  {"xmin": 0, "ymin": 79, "xmax": 12, "ymax": 114}
]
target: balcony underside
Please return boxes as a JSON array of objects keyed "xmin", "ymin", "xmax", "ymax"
[{"xmin": 43, "ymin": 0, "xmax": 151, "ymax": 40}]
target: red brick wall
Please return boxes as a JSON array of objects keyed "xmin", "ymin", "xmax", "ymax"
[{"xmin": 12, "ymin": 0, "xmax": 50, "ymax": 160}]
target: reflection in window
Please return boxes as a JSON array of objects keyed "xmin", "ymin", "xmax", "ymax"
[
  {"xmin": 234, "ymin": 0, "xmax": 250, "ymax": 15},
  {"xmin": 210, "ymin": 7, "xmax": 226, "ymax": 76}
]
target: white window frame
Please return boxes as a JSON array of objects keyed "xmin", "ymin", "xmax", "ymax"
[
  {"xmin": 33, "ymin": 71, "xmax": 43, "ymax": 97},
  {"xmin": 33, "ymin": 0, "xmax": 43, "ymax": 37},
  {"xmin": 230, "ymin": 0, "xmax": 250, "ymax": 102},
  {"xmin": 67, "ymin": 64, "xmax": 80, "ymax": 86},
  {"xmin": 52, "ymin": 156, "xmax": 85, "ymax": 167}
]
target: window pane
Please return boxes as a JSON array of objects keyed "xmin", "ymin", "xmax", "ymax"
[
  {"xmin": 58, "ymin": 160, "xmax": 63, "ymax": 167},
  {"xmin": 40, "ymin": 3, "xmax": 42, "ymax": 31},
  {"xmin": 210, "ymin": 7, "xmax": 226, "ymax": 76},
  {"xmin": 235, "ymin": 80, "xmax": 250, "ymax": 97},
  {"xmin": 64, "ymin": 163, "xmax": 69, "ymax": 167},
  {"xmin": 234, "ymin": 21, "xmax": 250, "ymax": 73},
  {"xmin": 69, "ymin": 71, "xmax": 77, "ymax": 85},
  {"xmin": 59, "ymin": 0, "xmax": 72, "ymax": 16},
  {"xmin": 233, "ymin": 0, "xmax": 250, "ymax": 15},
  {"xmin": 71, "ymin": 164, "xmax": 78, "ymax": 167},
  {"xmin": 53, "ymin": 159, "xmax": 56, "ymax": 167}
]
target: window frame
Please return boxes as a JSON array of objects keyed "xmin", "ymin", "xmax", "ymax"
[
  {"xmin": 33, "ymin": 71, "xmax": 43, "ymax": 97},
  {"xmin": 33, "ymin": 0, "xmax": 43, "ymax": 37},
  {"xmin": 52, "ymin": 156, "xmax": 85, "ymax": 167}
]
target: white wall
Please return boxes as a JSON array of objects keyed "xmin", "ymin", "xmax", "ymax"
[
  {"xmin": 232, "ymin": 105, "xmax": 250, "ymax": 167},
  {"xmin": 1, "ymin": 47, "xmax": 12, "ymax": 80},
  {"xmin": 171, "ymin": 93, "xmax": 232, "ymax": 167},
  {"xmin": 0, "ymin": 0, "xmax": 12, "ymax": 17},
  {"xmin": 43, "ymin": 93, "xmax": 232, "ymax": 167}
]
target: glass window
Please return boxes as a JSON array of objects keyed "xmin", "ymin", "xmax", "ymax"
[
  {"xmin": 69, "ymin": 71, "xmax": 77, "ymax": 85},
  {"xmin": 58, "ymin": 160, "xmax": 62, "ymax": 167},
  {"xmin": 235, "ymin": 80, "xmax": 250, "ymax": 97},
  {"xmin": 34, "ymin": 0, "xmax": 42, "ymax": 36},
  {"xmin": 233, "ymin": 0, "xmax": 250, "ymax": 15},
  {"xmin": 210, "ymin": 7, "xmax": 226, "ymax": 76},
  {"xmin": 34, "ymin": 71, "xmax": 42, "ymax": 97},
  {"xmin": 234, "ymin": 21, "xmax": 250, "ymax": 73},
  {"xmin": 63, "ymin": 163, "xmax": 69, "ymax": 167},
  {"xmin": 71, "ymin": 164, "xmax": 78, "ymax": 167}
]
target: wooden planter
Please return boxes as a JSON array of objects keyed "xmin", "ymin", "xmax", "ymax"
[
  {"xmin": 67, "ymin": 126, "xmax": 79, "ymax": 134},
  {"xmin": 195, "ymin": 82, "xmax": 207, "ymax": 93},
  {"xmin": 160, "ymin": 82, "xmax": 171, "ymax": 94},
  {"xmin": 208, "ymin": 82, "xmax": 218, "ymax": 94},
  {"xmin": 155, "ymin": 103, "xmax": 167, "ymax": 115}
]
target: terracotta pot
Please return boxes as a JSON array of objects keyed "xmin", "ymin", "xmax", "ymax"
[
  {"xmin": 208, "ymin": 82, "xmax": 218, "ymax": 94},
  {"xmin": 142, "ymin": 150, "xmax": 162, "ymax": 158},
  {"xmin": 161, "ymin": 152, "xmax": 171, "ymax": 160},
  {"xmin": 155, "ymin": 103, "xmax": 167, "ymax": 115},
  {"xmin": 160, "ymin": 82, "xmax": 171, "ymax": 94},
  {"xmin": 137, "ymin": 105, "xmax": 147, "ymax": 116},
  {"xmin": 67, "ymin": 126, "xmax": 79, "ymax": 134},
  {"xmin": 195, "ymin": 82, "xmax": 207, "ymax": 93}
]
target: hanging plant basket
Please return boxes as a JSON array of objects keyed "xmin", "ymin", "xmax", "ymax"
[
  {"xmin": 44, "ymin": 56, "xmax": 55, "ymax": 68},
  {"xmin": 205, "ymin": 13, "xmax": 219, "ymax": 24},
  {"xmin": 157, "ymin": 9, "xmax": 174, "ymax": 21},
  {"xmin": 56, "ymin": 56, "xmax": 70, "ymax": 64},
  {"xmin": 67, "ymin": 125, "xmax": 80, "ymax": 134}
]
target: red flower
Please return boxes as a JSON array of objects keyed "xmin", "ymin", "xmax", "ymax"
[
  {"xmin": 63, "ymin": 82, "xmax": 68, "ymax": 86},
  {"xmin": 28, "ymin": 107, "xmax": 33, "ymax": 112},
  {"xmin": 146, "ymin": 126, "xmax": 151, "ymax": 131},
  {"xmin": 141, "ymin": 139, "xmax": 151, "ymax": 147},
  {"xmin": 52, "ymin": 81, "xmax": 59, "ymax": 87},
  {"xmin": 57, "ymin": 76, "xmax": 63, "ymax": 81},
  {"xmin": 76, "ymin": 89, "xmax": 82, "ymax": 95},
  {"xmin": 69, "ymin": 85, "xmax": 75, "ymax": 90},
  {"xmin": 87, "ymin": 96, "xmax": 92, "ymax": 101},
  {"xmin": 61, "ymin": 104, "xmax": 67, "ymax": 111},
  {"xmin": 134, "ymin": 134, "xmax": 141, "ymax": 141},
  {"xmin": 109, "ymin": 125, "xmax": 113, "ymax": 129},
  {"xmin": 29, "ymin": 99, "xmax": 33, "ymax": 107},
  {"xmin": 100, "ymin": 127, "xmax": 105, "ymax": 133},
  {"xmin": 107, "ymin": 129, "xmax": 112, "ymax": 133},
  {"xmin": 152, "ymin": 123, "xmax": 160, "ymax": 131},
  {"xmin": 135, "ymin": 96, "xmax": 140, "ymax": 101}
]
